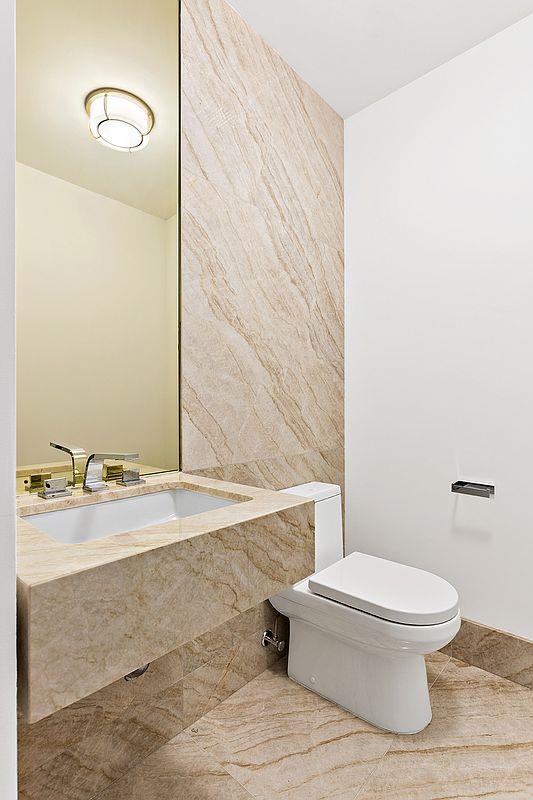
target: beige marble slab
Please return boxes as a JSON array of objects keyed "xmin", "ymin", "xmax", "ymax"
[
  {"xmin": 181, "ymin": 0, "xmax": 343, "ymax": 253},
  {"xmin": 18, "ymin": 601, "xmax": 282, "ymax": 800},
  {"xmin": 181, "ymin": 167, "xmax": 344, "ymax": 472},
  {"xmin": 95, "ymin": 732, "xmax": 254, "ymax": 800},
  {"xmin": 192, "ymin": 446, "xmax": 344, "ymax": 494},
  {"xmin": 181, "ymin": 0, "xmax": 344, "ymax": 476},
  {"xmin": 358, "ymin": 657, "xmax": 533, "ymax": 799},
  {"xmin": 97, "ymin": 651, "xmax": 533, "ymax": 800},
  {"xmin": 448, "ymin": 617, "xmax": 533, "ymax": 690},
  {"xmin": 17, "ymin": 472, "xmax": 314, "ymax": 722},
  {"xmin": 17, "ymin": 471, "xmax": 311, "ymax": 584},
  {"xmin": 185, "ymin": 658, "xmax": 394, "ymax": 800}
]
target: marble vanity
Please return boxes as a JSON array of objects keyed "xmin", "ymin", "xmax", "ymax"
[{"xmin": 17, "ymin": 473, "xmax": 314, "ymax": 723}]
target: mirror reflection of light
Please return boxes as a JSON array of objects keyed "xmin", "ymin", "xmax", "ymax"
[{"xmin": 85, "ymin": 88, "xmax": 154, "ymax": 152}]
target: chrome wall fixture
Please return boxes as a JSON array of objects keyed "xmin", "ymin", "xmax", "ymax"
[
  {"xmin": 261, "ymin": 629, "xmax": 286, "ymax": 653},
  {"xmin": 451, "ymin": 481, "xmax": 495, "ymax": 498}
]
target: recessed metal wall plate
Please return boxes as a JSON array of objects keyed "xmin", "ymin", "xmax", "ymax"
[{"xmin": 451, "ymin": 481, "xmax": 495, "ymax": 498}]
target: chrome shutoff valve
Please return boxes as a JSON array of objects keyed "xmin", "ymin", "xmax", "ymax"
[{"xmin": 261, "ymin": 629, "xmax": 286, "ymax": 653}]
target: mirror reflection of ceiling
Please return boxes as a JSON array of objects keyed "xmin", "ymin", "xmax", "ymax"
[{"xmin": 16, "ymin": 0, "xmax": 177, "ymax": 220}]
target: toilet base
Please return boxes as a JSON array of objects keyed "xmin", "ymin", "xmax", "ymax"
[{"xmin": 287, "ymin": 618, "xmax": 433, "ymax": 734}]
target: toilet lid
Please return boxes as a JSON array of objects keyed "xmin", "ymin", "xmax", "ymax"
[{"xmin": 308, "ymin": 552, "xmax": 459, "ymax": 626}]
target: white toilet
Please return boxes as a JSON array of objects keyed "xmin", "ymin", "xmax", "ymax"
[{"xmin": 270, "ymin": 482, "xmax": 460, "ymax": 734}]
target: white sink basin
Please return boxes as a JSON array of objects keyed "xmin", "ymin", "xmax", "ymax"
[{"xmin": 25, "ymin": 488, "xmax": 238, "ymax": 544}]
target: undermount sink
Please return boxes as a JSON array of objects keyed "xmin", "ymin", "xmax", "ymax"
[{"xmin": 25, "ymin": 488, "xmax": 238, "ymax": 544}]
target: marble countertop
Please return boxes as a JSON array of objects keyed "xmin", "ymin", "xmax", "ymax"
[{"xmin": 17, "ymin": 471, "xmax": 311, "ymax": 587}]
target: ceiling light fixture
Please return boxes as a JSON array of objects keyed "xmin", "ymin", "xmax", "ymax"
[{"xmin": 85, "ymin": 88, "xmax": 154, "ymax": 152}]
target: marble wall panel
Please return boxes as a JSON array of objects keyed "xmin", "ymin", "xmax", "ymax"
[
  {"xmin": 446, "ymin": 618, "xmax": 533, "ymax": 690},
  {"xmin": 192, "ymin": 446, "xmax": 345, "ymax": 497},
  {"xmin": 181, "ymin": 0, "xmax": 344, "ymax": 481},
  {"xmin": 181, "ymin": 0, "xmax": 343, "ymax": 252}
]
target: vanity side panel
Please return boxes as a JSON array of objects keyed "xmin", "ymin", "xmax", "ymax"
[{"xmin": 25, "ymin": 503, "xmax": 314, "ymax": 722}]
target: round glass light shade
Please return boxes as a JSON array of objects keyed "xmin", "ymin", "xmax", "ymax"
[{"xmin": 85, "ymin": 88, "xmax": 154, "ymax": 152}]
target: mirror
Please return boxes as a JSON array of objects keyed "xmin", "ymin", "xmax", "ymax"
[{"xmin": 15, "ymin": 0, "xmax": 179, "ymax": 492}]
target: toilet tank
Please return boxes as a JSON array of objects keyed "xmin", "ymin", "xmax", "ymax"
[{"xmin": 280, "ymin": 482, "xmax": 343, "ymax": 572}]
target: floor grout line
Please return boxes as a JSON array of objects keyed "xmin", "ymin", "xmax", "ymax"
[
  {"xmin": 429, "ymin": 648, "xmax": 453, "ymax": 689},
  {"xmin": 352, "ymin": 740, "xmax": 393, "ymax": 800},
  {"xmin": 184, "ymin": 728, "xmax": 261, "ymax": 800},
  {"xmin": 182, "ymin": 730, "xmax": 260, "ymax": 800}
]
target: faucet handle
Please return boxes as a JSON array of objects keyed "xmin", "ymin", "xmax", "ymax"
[
  {"xmin": 118, "ymin": 466, "xmax": 146, "ymax": 487},
  {"xmin": 38, "ymin": 476, "xmax": 72, "ymax": 500},
  {"xmin": 83, "ymin": 452, "xmax": 140, "ymax": 493}
]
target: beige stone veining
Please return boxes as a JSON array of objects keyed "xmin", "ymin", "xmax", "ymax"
[
  {"xmin": 446, "ymin": 617, "xmax": 533, "ymax": 690},
  {"xmin": 96, "ymin": 732, "xmax": 255, "ymax": 800},
  {"xmin": 181, "ymin": 0, "xmax": 343, "ymax": 252},
  {"xmin": 18, "ymin": 0, "xmax": 344, "ymax": 783},
  {"xmin": 181, "ymin": 168, "xmax": 343, "ymax": 472},
  {"xmin": 193, "ymin": 446, "xmax": 344, "ymax": 495},
  {"xmin": 358, "ymin": 658, "xmax": 533, "ymax": 799},
  {"xmin": 181, "ymin": 0, "xmax": 344, "ymax": 477},
  {"xmin": 95, "ymin": 653, "xmax": 533, "ymax": 800},
  {"xmin": 17, "ymin": 471, "xmax": 314, "ymax": 722},
  {"xmin": 17, "ymin": 471, "xmax": 311, "ymax": 584},
  {"xmin": 18, "ymin": 600, "xmax": 284, "ymax": 800}
]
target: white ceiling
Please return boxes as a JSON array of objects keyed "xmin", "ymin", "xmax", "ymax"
[
  {"xmin": 16, "ymin": 0, "xmax": 177, "ymax": 219},
  {"xmin": 17, "ymin": 0, "xmax": 533, "ymax": 211},
  {"xmin": 228, "ymin": 0, "xmax": 533, "ymax": 118}
]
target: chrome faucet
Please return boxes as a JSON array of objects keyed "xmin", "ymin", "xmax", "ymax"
[
  {"xmin": 50, "ymin": 442, "xmax": 87, "ymax": 487},
  {"xmin": 83, "ymin": 452, "xmax": 140, "ymax": 493}
]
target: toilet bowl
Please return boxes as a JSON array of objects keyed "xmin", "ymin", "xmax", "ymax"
[{"xmin": 270, "ymin": 483, "xmax": 460, "ymax": 734}]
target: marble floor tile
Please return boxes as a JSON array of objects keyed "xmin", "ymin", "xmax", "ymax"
[
  {"xmin": 87, "ymin": 650, "xmax": 532, "ymax": 800},
  {"xmin": 96, "ymin": 732, "xmax": 254, "ymax": 800},
  {"xmin": 356, "ymin": 657, "xmax": 533, "ymax": 799},
  {"xmin": 185, "ymin": 659, "xmax": 393, "ymax": 800},
  {"xmin": 17, "ymin": 701, "xmax": 100, "ymax": 781}
]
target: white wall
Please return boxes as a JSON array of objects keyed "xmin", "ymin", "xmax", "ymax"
[
  {"xmin": 0, "ymin": 0, "xmax": 17, "ymax": 794},
  {"xmin": 16, "ymin": 164, "xmax": 178, "ymax": 470},
  {"xmin": 345, "ymin": 14, "xmax": 533, "ymax": 640}
]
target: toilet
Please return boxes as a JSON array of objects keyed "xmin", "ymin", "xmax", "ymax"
[{"xmin": 270, "ymin": 482, "xmax": 460, "ymax": 734}]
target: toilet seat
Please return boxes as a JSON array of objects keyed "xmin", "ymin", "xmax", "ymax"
[
  {"xmin": 308, "ymin": 551, "xmax": 459, "ymax": 626},
  {"xmin": 271, "ymin": 578, "xmax": 461, "ymax": 655}
]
